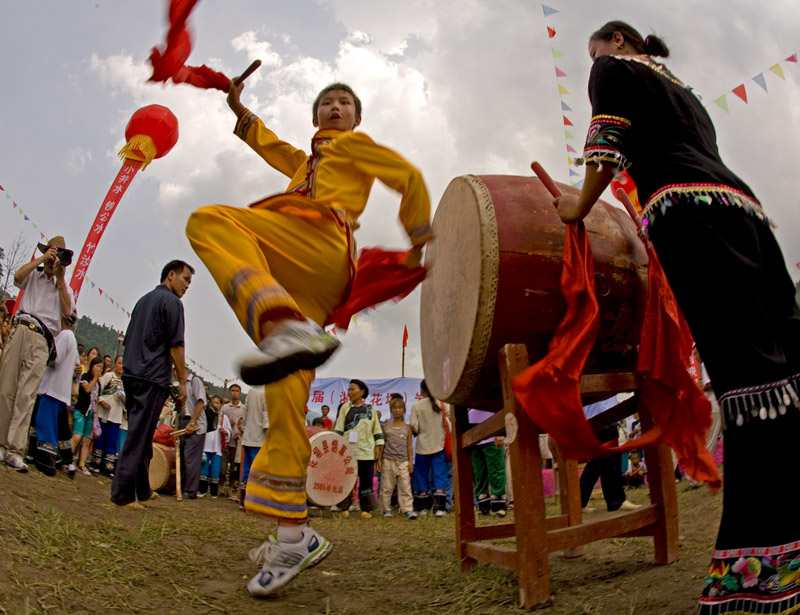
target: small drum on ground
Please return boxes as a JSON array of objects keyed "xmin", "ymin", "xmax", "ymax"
[
  {"xmin": 420, "ymin": 175, "xmax": 649, "ymax": 410},
  {"xmin": 305, "ymin": 425, "xmax": 357, "ymax": 506},
  {"xmin": 150, "ymin": 442, "xmax": 177, "ymax": 493}
]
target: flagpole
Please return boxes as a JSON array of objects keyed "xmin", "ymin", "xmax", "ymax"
[{"xmin": 402, "ymin": 345, "xmax": 405, "ymax": 377}]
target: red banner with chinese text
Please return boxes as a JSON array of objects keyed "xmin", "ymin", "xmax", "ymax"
[{"xmin": 69, "ymin": 160, "xmax": 142, "ymax": 300}]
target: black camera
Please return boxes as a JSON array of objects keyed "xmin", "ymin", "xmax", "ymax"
[
  {"xmin": 170, "ymin": 380, "xmax": 183, "ymax": 406},
  {"xmin": 57, "ymin": 248, "xmax": 73, "ymax": 267}
]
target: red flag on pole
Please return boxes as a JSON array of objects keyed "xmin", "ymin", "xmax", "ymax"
[{"xmin": 402, "ymin": 325, "xmax": 409, "ymax": 347}]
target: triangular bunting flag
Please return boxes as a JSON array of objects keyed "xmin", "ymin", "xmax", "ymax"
[
  {"xmin": 563, "ymin": 115, "xmax": 573, "ymax": 126},
  {"xmin": 24, "ymin": 215, "xmax": 29, "ymax": 221},
  {"xmin": 565, "ymin": 130, "xmax": 574, "ymax": 139},
  {"xmin": 566, "ymin": 144, "xmax": 577, "ymax": 153},
  {"xmin": 32, "ymin": 224, "xmax": 36, "ymax": 229},
  {"xmin": 712, "ymin": 95, "xmax": 729, "ymax": 113},
  {"xmin": 752, "ymin": 73, "xmax": 768, "ymax": 92},
  {"xmin": 551, "ymin": 47, "xmax": 564, "ymax": 58},
  {"xmin": 572, "ymin": 179, "xmax": 584, "ymax": 189},
  {"xmin": 90, "ymin": 282, "xmax": 95, "ymax": 289},
  {"xmin": 127, "ymin": 312, "xmax": 130, "ymax": 318},
  {"xmin": 786, "ymin": 54, "xmax": 797, "ymax": 63},
  {"xmin": 569, "ymin": 168, "xmax": 580, "ymax": 177},
  {"xmin": 0, "ymin": 185, "xmax": 4, "ymax": 191},
  {"xmin": 561, "ymin": 100, "xmax": 572, "ymax": 111},
  {"xmin": 40, "ymin": 233, "xmax": 45, "ymax": 240},
  {"xmin": 13, "ymin": 202, "xmax": 17, "ymax": 208},
  {"xmin": 732, "ymin": 84, "xmax": 748, "ymax": 103},
  {"xmin": 567, "ymin": 156, "xmax": 573, "ymax": 165},
  {"xmin": 542, "ymin": 4, "xmax": 559, "ymax": 17},
  {"xmin": 558, "ymin": 84, "xmax": 569, "ymax": 95},
  {"xmin": 99, "ymin": 288, "xmax": 103, "ymax": 295},
  {"xmin": 769, "ymin": 64, "xmax": 785, "ymax": 80},
  {"xmin": 555, "ymin": 66, "xmax": 567, "ymax": 78},
  {"xmin": 5, "ymin": 194, "xmax": 10, "ymax": 200},
  {"xmin": 547, "ymin": 26, "xmax": 556, "ymax": 39}
]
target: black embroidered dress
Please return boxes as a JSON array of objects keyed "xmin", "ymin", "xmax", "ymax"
[{"xmin": 581, "ymin": 54, "xmax": 800, "ymax": 615}]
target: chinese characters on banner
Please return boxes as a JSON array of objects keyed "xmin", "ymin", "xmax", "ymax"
[
  {"xmin": 307, "ymin": 377, "xmax": 423, "ymax": 422},
  {"xmin": 69, "ymin": 160, "xmax": 142, "ymax": 300}
]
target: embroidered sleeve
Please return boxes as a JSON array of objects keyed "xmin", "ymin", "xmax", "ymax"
[
  {"xmin": 581, "ymin": 114, "xmax": 631, "ymax": 170},
  {"xmin": 579, "ymin": 56, "xmax": 636, "ymax": 171}
]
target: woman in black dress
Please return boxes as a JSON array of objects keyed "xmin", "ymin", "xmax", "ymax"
[{"xmin": 556, "ymin": 21, "xmax": 800, "ymax": 615}]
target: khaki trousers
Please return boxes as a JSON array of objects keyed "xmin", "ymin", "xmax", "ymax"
[
  {"xmin": 0, "ymin": 325, "xmax": 48, "ymax": 455},
  {"xmin": 380, "ymin": 458, "xmax": 413, "ymax": 513}
]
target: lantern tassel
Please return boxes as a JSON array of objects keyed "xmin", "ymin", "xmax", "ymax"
[{"xmin": 118, "ymin": 134, "xmax": 158, "ymax": 170}]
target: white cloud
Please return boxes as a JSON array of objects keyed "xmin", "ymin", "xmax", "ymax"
[{"xmin": 66, "ymin": 147, "xmax": 93, "ymax": 173}]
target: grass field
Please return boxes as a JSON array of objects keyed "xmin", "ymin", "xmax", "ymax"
[{"xmin": 0, "ymin": 466, "xmax": 721, "ymax": 614}]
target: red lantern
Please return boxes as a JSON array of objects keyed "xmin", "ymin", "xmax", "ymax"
[{"xmin": 118, "ymin": 104, "xmax": 179, "ymax": 169}]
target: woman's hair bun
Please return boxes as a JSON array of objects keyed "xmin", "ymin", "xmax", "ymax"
[{"xmin": 644, "ymin": 35, "xmax": 670, "ymax": 58}]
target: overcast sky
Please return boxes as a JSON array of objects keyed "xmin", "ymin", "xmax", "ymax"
[{"xmin": 1, "ymin": 1, "xmax": 798, "ymax": 387}]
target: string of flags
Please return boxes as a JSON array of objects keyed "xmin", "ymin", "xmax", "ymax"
[
  {"xmin": 1, "ymin": 182, "xmax": 234, "ymax": 385},
  {"xmin": 540, "ymin": 3, "xmax": 583, "ymax": 188},
  {"xmin": 711, "ymin": 53, "xmax": 797, "ymax": 113}
]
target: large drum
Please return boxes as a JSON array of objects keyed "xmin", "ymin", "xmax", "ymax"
[
  {"xmin": 420, "ymin": 175, "xmax": 648, "ymax": 410},
  {"xmin": 149, "ymin": 442, "xmax": 177, "ymax": 493},
  {"xmin": 305, "ymin": 426, "xmax": 358, "ymax": 506}
]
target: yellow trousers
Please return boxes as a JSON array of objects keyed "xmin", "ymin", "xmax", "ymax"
[{"xmin": 186, "ymin": 199, "xmax": 351, "ymax": 522}]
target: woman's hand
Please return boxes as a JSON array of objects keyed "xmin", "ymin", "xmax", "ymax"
[{"xmin": 554, "ymin": 195, "xmax": 585, "ymax": 224}]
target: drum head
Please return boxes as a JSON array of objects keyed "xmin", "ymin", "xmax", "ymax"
[
  {"xmin": 149, "ymin": 443, "xmax": 175, "ymax": 492},
  {"xmin": 420, "ymin": 175, "xmax": 499, "ymax": 403},
  {"xmin": 306, "ymin": 431, "xmax": 358, "ymax": 506}
]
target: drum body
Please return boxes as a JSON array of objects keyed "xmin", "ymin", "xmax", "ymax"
[
  {"xmin": 149, "ymin": 442, "xmax": 177, "ymax": 493},
  {"xmin": 420, "ymin": 175, "xmax": 648, "ymax": 410},
  {"xmin": 305, "ymin": 426, "xmax": 358, "ymax": 506}
]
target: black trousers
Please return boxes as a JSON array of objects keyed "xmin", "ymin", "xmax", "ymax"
[
  {"xmin": 179, "ymin": 416, "xmax": 204, "ymax": 497},
  {"xmin": 650, "ymin": 200, "xmax": 800, "ymax": 550},
  {"xmin": 357, "ymin": 459, "xmax": 378, "ymax": 512},
  {"xmin": 110, "ymin": 378, "xmax": 168, "ymax": 505},
  {"xmin": 579, "ymin": 425, "xmax": 625, "ymax": 511}
]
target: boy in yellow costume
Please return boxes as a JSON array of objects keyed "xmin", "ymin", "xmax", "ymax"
[{"xmin": 185, "ymin": 80, "xmax": 432, "ymax": 597}]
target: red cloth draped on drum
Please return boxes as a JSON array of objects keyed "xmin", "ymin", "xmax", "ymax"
[{"xmin": 512, "ymin": 222, "xmax": 720, "ymax": 491}]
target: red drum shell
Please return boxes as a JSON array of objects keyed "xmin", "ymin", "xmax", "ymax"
[
  {"xmin": 305, "ymin": 426, "xmax": 358, "ymax": 506},
  {"xmin": 420, "ymin": 175, "xmax": 648, "ymax": 410}
]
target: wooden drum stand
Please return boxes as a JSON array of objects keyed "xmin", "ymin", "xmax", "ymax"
[{"xmin": 452, "ymin": 344, "xmax": 679, "ymax": 609}]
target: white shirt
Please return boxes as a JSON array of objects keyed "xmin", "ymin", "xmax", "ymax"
[
  {"xmin": 241, "ymin": 386, "xmax": 268, "ymax": 448},
  {"xmin": 37, "ymin": 330, "xmax": 79, "ymax": 404},
  {"xmin": 204, "ymin": 413, "xmax": 231, "ymax": 455},
  {"xmin": 99, "ymin": 371, "xmax": 126, "ymax": 426},
  {"xmin": 17, "ymin": 268, "xmax": 73, "ymax": 335}
]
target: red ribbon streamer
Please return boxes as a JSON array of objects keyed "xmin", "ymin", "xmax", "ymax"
[
  {"xmin": 326, "ymin": 248, "xmax": 426, "ymax": 331},
  {"xmin": 148, "ymin": 0, "xmax": 230, "ymax": 91}
]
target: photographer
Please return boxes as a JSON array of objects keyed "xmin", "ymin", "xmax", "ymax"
[{"xmin": 0, "ymin": 236, "xmax": 74, "ymax": 473}]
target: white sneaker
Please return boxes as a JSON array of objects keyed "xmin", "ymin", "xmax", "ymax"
[
  {"xmin": 434, "ymin": 510, "xmax": 446, "ymax": 517},
  {"xmin": 6, "ymin": 453, "xmax": 29, "ymax": 473},
  {"xmin": 247, "ymin": 527, "xmax": 333, "ymax": 597},
  {"xmin": 239, "ymin": 318, "xmax": 341, "ymax": 385}
]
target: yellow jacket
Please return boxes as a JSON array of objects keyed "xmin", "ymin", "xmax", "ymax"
[{"xmin": 235, "ymin": 110, "xmax": 432, "ymax": 246}]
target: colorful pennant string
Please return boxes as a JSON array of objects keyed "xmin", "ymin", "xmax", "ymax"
[
  {"xmin": 711, "ymin": 52, "xmax": 797, "ymax": 114},
  {"xmin": 540, "ymin": 1, "xmax": 579, "ymax": 185}
]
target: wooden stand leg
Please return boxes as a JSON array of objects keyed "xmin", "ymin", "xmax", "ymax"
[
  {"xmin": 500, "ymin": 345, "xmax": 551, "ymax": 608},
  {"xmin": 453, "ymin": 405, "xmax": 477, "ymax": 571},
  {"xmin": 639, "ymin": 406, "xmax": 678, "ymax": 564},
  {"xmin": 554, "ymin": 444, "xmax": 584, "ymax": 558}
]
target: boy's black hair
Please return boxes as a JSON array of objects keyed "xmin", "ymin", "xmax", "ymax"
[
  {"xmin": 160, "ymin": 259, "xmax": 195, "ymax": 282},
  {"xmin": 312, "ymin": 83, "xmax": 362, "ymax": 121}
]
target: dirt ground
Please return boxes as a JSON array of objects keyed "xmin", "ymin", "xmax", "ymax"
[{"xmin": 0, "ymin": 466, "xmax": 721, "ymax": 615}]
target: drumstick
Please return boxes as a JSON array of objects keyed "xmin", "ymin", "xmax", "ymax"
[
  {"xmin": 615, "ymin": 188, "xmax": 642, "ymax": 226},
  {"xmin": 234, "ymin": 60, "xmax": 262, "ymax": 86},
  {"xmin": 172, "ymin": 432, "xmax": 184, "ymax": 502},
  {"xmin": 531, "ymin": 162, "xmax": 563, "ymax": 198}
]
